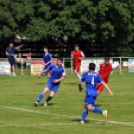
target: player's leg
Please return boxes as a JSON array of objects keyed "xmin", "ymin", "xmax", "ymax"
[
  {"xmin": 97, "ymin": 83, "xmax": 104, "ymax": 95},
  {"xmin": 47, "ymin": 72, "xmax": 50, "ymax": 78},
  {"xmin": 34, "ymin": 87, "xmax": 50, "ymax": 106},
  {"xmin": 87, "ymin": 104, "xmax": 107, "ymax": 120},
  {"xmin": 46, "ymin": 64, "xmax": 51, "ymax": 78},
  {"xmin": 42, "ymin": 65, "xmax": 47, "ymax": 76},
  {"xmin": 44, "ymin": 84, "xmax": 59, "ymax": 106},
  {"xmin": 12, "ymin": 64, "xmax": 16, "ymax": 76},
  {"xmin": 8, "ymin": 59, "xmax": 13, "ymax": 76},
  {"xmin": 34, "ymin": 81, "xmax": 52, "ymax": 106},
  {"xmin": 12, "ymin": 58, "xmax": 16, "ymax": 76},
  {"xmin": 10, "ymin": 64, "xmax": 13, "ymax": 76},
  {"xmin": 81, "ymin": 96, "xmax": 107, "ymax": 124},
  {"xmin": 81, "ymin": 105, "xmax": 88, "ymax": 124},
  {"xmin": 74, "ymin": 64, "xmax": 81, "ymax": 80},
  {"xmin": 44, "ymin": 91, "xmax": 55, "ymax": 106}
]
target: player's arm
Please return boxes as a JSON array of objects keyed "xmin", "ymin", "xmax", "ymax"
[
  {"xmin": 6, "ymin": 51, "xmax": 14, "ymax": 56},
  {"xmin": 95, "ymin": 64, "xmax": 100, "ymax": 73},
  {"xmin": 112, "ymin": 64, "xmax": 121, "ymax": 70},
  {"xmin": 45, "ymin": 54, "xmax": 52, "ymax": 65},
  {"xmin": 53, "ymin": 76, "xmax": 65, "ymax": 83},
  {"xmin": 38, "ymin": 69, "xmax": 49, "ymax": 78},
  {"xmin": 71, "ymin": 52, "xmax": 74, "ymax": 59},
  {"xmin": 38, "ymin": 64, "xmax": 53, "ymax": 78},
  {"xmin": 97, "ymin": 75, "xmax": 113, "ymax": 96},
  {"xmin": 53, "ymin": 70, "xmax": 66, "ymax": 83},
  {"xmin": 81, "ymin": 51, "xmax": 85, "ymax": 59},
  {"xmin": 79, "ymin": 51, "xmax": 85, "ymax": 60},
  {"xmin": 102, "ymin": 82, "xmax": 113, "ymax": 96},
  {"xmin": 45, "ymin": 55, "xmax": 52, "ymax": 65},
  {"xmin": 15, "ymin": 44, "xmax": 23, "ymax": 50},
  {"xmin": 78, "ymin": 74, "xmax": 86, "ymax": 92}
]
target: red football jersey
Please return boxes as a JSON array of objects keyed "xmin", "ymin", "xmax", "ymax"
[
  {"xmin": 99, "ymin": 63, "xmax": 112, "ymax": 83},
  {"xmin": 72, "ymin": 50, "xmax": 82, "ymax": 65}
]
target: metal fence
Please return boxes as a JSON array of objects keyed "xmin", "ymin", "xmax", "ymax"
[{"xmin": 0, "ymin": 57, "xmax": 132, "ymax": 76}]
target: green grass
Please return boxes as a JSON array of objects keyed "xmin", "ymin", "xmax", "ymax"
[{"xmin": 0, "ymin": 68, "xmax": 134, "ymax": 134}]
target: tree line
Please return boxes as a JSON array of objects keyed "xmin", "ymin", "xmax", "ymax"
[{"xmin": 0, "ymin": 0, "xmax": 134, "ymax": 56}]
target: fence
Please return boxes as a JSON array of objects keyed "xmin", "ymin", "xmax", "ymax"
[{"xmin": 0, "ymin": 57, "xmax": 133, "ymax": 76}]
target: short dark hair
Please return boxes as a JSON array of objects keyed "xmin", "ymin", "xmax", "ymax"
[
  {"xmin": 89, "ymin": 63, "xmax": 96, "ymax": 70},
  {"xmin": 75, "ymin": 44, "xmax": 79, "ymax": 48},
  {"xmin": 44, "ymin": 46, "xmax": 48, "ymax": 49},
  {"xmin": 9, "ymin": 42, "xmax": 13, "ymax": 46},
  {"xmin": 104, "ymin": 57, "xmax": 110, "ymax": 60},
  {"xmin": 57, "ymin": 57, "xmax": 63, "ymax": 62}
]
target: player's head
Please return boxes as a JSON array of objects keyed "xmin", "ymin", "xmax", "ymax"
[
  {"xmin": 44, "ymin": 47, "xmax": 48, "ymax": 53},
  {"xmin": 18, "ymin": 53, "xmax": 22, "ymax": 58},
  {"xmin": 89, "ymin": 63, "xmax": 96, "ymax": 71},
  {"xmin": 28, "ymin": 52, "xmax": 31, "ymax": 56},
  {"xmin": 56, "ymin": 57, "xmax": 63, "ymax": 66},
  {"xmin": 74, "ymin": 44, "xmax": 79, "ymax": 51},
  {"xmin": 104, "ymin": 57, "xmax": 110, "ymax": 65},
  {"xmin": 9, "ymin": 42, "xmax": 13, "ymax": 48}
]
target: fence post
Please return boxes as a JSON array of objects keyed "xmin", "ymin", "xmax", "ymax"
[
  {"xmin": 21, "ymin": 58, "xmax": 24, "ymax": 76},
  {"xmin": 120, "ymin": 57, "xmax": 122, "ymax": 74},
  {"xmin": 71, "ymin": 58, "xmax": 73, "ymax": 74}
]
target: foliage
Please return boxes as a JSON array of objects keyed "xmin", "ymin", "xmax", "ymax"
[{"xmin": 0, "ymin": 0, "xmax": 134, "ymax": 56}]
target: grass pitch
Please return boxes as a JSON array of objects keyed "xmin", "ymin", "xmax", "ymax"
[{"xmin": 0, "ymin": 68, "xmax": 134, "ymax": 134}]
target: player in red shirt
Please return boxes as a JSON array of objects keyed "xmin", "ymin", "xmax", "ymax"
[
  {"xmin": 96, "ymin": 57, "xmax": 120, "ymax": 95},
  {"xmin": 82, "ymin": 57, "xmax": 120, "ymax": 95},
  {"xmin": 71, "ymin": 44, "xmax": 85, "ymax": 80}
]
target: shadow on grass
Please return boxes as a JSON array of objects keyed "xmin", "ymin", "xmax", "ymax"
[
  {"xmin": 93, "ymin": 104, "xmax": 102, "ymax": 107},
  {"xmin": 71, "ymin": 119, "xmax": 106, "ymax": 125},
  {"xmin": 40, "ymin": 103, "xmax": 57, "ymax": 106},
  {"xmin": 64, "ymin": 83, "xmax": 77, "ymax": 85},
  {"xmin": 37, "ymin": 83, "xmax": 46, "ymax": 85}
]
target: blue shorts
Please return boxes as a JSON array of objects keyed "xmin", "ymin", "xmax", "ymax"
[
  {"xmin": 45, "ymin": 81, "xmax": 60, "ymax": 93},
  {"xmin": 85, "ymin": 96, "xmax": 96, "ymax": 106},
  {"xmin": 8, "ymin": 58, "xmax": 15, "ymax": 66},
  {"xmin": 43, "ymin": 64, "xmax": 51, "ymax": 75},
  {"xmin": 43, "ymin": 63, "xmax": 51, "ymax": 71}
]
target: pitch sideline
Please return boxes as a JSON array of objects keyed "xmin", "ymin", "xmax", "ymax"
[{"xmin": 0, "ymin": 105, "xmax": 134, "ymax": 127}]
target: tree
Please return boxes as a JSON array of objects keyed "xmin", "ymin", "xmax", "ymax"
[{"xmin": 0, "ymin": 0, "xmax": 134, "ymax": 57}]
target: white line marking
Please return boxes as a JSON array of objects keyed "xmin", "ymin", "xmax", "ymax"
[{"xmin": 0, "ymin": 105, "xmax": 134, "ymax": 127}]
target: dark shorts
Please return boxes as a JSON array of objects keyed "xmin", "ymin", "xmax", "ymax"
[
  {"xmin": 8, "ymin": 58, "xmax": 15, "ymax": 66},
  {"xmin": 85, "ymin": 95, "xmax": 96, "ymax": 106},
  {"xmin": 43, "ymin": 64, "xmax": 51, "ymax": 71},
  {"xmin": 74, "ymin": 64, "xmax": 81, "ymax": 71},
  {"xmin": 45, "ymin": 81, "xmax": 60, "ymax": 93}
]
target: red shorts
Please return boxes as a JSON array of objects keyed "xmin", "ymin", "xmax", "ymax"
[
  {"xmin": 96, "ymin": 83, "xmax": 105, "ymax": 92},
  {"xmin": 74, "ymin": 64, "xmax": 81, "ymax": 71}
]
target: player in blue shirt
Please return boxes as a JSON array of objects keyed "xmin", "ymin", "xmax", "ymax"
[
  {"xmin": 6, "ymin": 42, "xmax": 23, "ymax": 76},
  {"xmin": 42, "ymin": 47, "xmax": 52, "ymax": 77},
  {"xmin": 34, "ymin": 57, "xmax": 65, "ymax": 106},
  {"xmin": 78, "ymin": 63, "xmax": 113, "ymax": 125}
]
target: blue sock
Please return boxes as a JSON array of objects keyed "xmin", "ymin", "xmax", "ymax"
[
  {"xmin": 46, "ymin": 96, "xmax": 52, "ymax": 102},
  {"xmin": 81, "ymin": 109, "xmax": 88, "ymax": 121},
  {"xmin": 91, "ymin": 107, "xmax": 102, "ymax": 114},
  {"xmin": 37, "ymin": 92, "xmax": 45, "ymax": 102}
]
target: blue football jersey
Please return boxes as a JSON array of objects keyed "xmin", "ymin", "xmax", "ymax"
[
  {"xmin": 6, "ymin": 47, "xmax": 14, "ymax": 59},
  {"xmin": 81, "ymin": 71, "xmax": 103, "ymax": 97},
  {"xmin": 43, "ymin": 52, "xmax": 52, "ymax": 64},
  {"xmin": 48, "ymin": 64, "xmax": 65, "ymax": 84}
]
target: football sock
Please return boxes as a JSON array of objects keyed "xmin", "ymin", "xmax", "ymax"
[
  {"xmin": 37, "ymin": 92, "xmax": 45, "ymax": 102},
  {"xmin": 46, "ymin": 96, "xmax": 52, "ymax": 102},
  {"xmin": 81, "ymin": 109, "xmax": 88, "ymax": 121},
  {"xmin": 91, "ymin": 107, "xmax": 102, "ymax": 114},
  {"xmin": 76, "ymin": 73, "xmax": 81, "ymax": 80}
]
